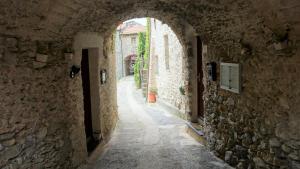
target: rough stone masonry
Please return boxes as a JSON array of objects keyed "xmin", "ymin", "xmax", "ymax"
[{"xmin": 0, "ymin": 0, "xmax": 300, "ymax": 169}]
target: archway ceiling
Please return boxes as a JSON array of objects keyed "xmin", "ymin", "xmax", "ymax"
[{"xmin": 0, "ymin": 0, "xmax": 299, "ymax": 40}]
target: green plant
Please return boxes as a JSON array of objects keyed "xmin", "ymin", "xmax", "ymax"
[
  {"xmin": 134, "ymin": 32, "xmax": 146, "ymax": 88},
  {"xmin": 179, "ymin": 86, "xmax": 185, "ymax": 95},
  {"xmin": 137, "ymin": 32, "xmax": 146, "ymax": 58},
  {"xmin": 143, "ymin": 17, "xmax": 151, "ymax": 69},
  {"xmin": 134, "ymin": 58, "xmax": 141, "ymax": 88}
]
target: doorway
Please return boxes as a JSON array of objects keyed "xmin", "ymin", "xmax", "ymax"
[
  {"xmin": 197, "ymin": 36, "xmax": 204, "ymax": 119},
  {"xmin": 81, "ymin": 49, "xmax": 99, "ymax": 154}
]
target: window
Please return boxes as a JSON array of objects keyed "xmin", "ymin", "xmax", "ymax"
[
  {"xmin": 164, "ymin": 35, "xmax": 170, "ymax": 70},
  {"xmin": 131, "ymin": 37, "xmax": 137, "ymax": 53},
  {"xmin": 131, "ymin": 37, "xmax": 136, "ymax": 45}
]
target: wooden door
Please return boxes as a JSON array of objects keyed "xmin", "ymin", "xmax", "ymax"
[
  {"xmin": 81, "ymin": 49, "xmax": 98, "ymax": 154},
  {"xmin": 197, "ymin": 36, "xmax": 204, "ymax": 118}
]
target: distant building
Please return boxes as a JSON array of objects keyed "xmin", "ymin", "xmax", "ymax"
[{"xmin": 115, "ymin": 21, "xmax": 146, "ymax": 79}]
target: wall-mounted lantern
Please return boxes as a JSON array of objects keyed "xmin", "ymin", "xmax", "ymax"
[
  {"xmin": 100, "ymin": 69, "xmax": 107, "ymax": 84},
  {"xmin": 70, "ymin": 65, "xmax": 80, "ymax": 78}
]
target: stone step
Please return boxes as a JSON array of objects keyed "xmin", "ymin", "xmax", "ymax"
[{"xmin": 185, "ymin": 122, "xmax": 207, "ymax": 145}]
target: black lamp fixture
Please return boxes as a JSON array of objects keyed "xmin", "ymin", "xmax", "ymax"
[{"xmin": 70, "ymin": 65, "xmax": 80, "ymax": 78}]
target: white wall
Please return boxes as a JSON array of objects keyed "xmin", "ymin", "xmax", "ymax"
[
  {"xmin": 73, "ymin": 32, "xmax": 103, "ymax": 139},
  {"xmin": 150, "ymin": 19, "xmax": 188, "ymax": 113}
]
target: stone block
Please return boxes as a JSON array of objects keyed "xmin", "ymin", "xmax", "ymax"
[
  {"xmin": 2, "ymin": 145, "xmax": 20, "ymax": 160},
  {"xmin": 282, "ymin": 144, "xmax": 292, "ymax": 153},
  {"xmin": 64, "ymin": 53, "xmax": 73, "ymax": 62},
  {"xmin": 291, "ymin": 161, "xmax": 300, "ymax": 169},
  {"xmin": 269, "ymin": 138, "xmax": 281, "ymax": 147},
  {"xmin": 253, "ymin": 157, "xmax": 266, "ymax": 168},
  {"xmin": 33, "ymin": 61, "xmax": 47, "ymax": 69},
  {"xmin": 0, "ymin": 133, "xmax": 14, "ymax": 141},
  {"xmin": 275, "ymin": 122, "xmax": 290, "ymax": 140},
  {"xmin": 36, "ymin": 127, "xmax": 47, "ymax": 140},
  {"xmin": 3, "ymin": 51, "xmax": 17, "ymax": 65},
  {"xmin": 5, "ymin": 38, "xmax": 18, "ymax": 52},
  {"xmin": 225, "ymin": 151, "xmax": 233, "ymax": 162},
  {"xmin": 288, "ymin": 152, "xmax": 300, "ymax": 161},
  {"xmin": 2, "ymin": 138, "xmax": 16, "ymax": 147},
  {"xmin": 16, "ymin": 157, "xmax": 23, "ymax": 165},
  {"xmin": 0, "ymin": 144, "xmax": 4, "ymax": 151},
  {"xmin": 0, "ymin": 48, "xmax": 4, "ymax": 59},
  {"xmin": 273, "ymin": 42, "xmax": 288, "ymax": 51},
  {"xmin": 36, "ymin": 54, "xmax": 48, "ymax": 63}
]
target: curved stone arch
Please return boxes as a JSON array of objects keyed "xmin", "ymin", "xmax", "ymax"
[
  {"xmin": 58, "ymin": 5, "xmax": 202, "ymax": 167},
  {"xmin": 102, "ymin": 8, "xmax": 197, "ymax": 47},
  {"xmin": 99, "ymin": 9, "xmax": 201, "ymax": 121}
]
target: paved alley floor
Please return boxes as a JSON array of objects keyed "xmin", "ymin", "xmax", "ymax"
[{"xmin": 92, "ymin": 77, "xmax": 232, "ymax": 169}]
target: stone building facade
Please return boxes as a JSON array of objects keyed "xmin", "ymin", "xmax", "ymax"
[
  {"xmin": 0, "ymin": 1, "xmax": 300, "ymax": 169},
  {"xmin": 148, "ymin": 18, "xmax": 189, "ymax": 115},
  {"xmin": 115, "ymin": 21, "xmax": 145, "ymax": 79}
]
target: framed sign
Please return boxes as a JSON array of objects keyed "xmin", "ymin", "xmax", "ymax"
[{"xmin": 220, "ymin": 63, "xmax": 241, "ymax": 93}]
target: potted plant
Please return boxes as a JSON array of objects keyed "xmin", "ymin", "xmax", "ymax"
[{"xmin": 148, "ymin": 87, "xmax": 157, "ymax": 103}]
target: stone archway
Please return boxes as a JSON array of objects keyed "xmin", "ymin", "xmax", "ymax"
[
  {"xmin": 103, "ymin": 14, "xmax": 199, "ymax": 116},
  {"xmin": 0, "ymin": 1, "xmax": 300, "ymax": 169},
  {"xmin": 69, "ymin": 12, "xmax": 200, "ymax": 166},
  {"xmin": 124, "ymin": 54, "xmax": 136, "ymax": 76}
]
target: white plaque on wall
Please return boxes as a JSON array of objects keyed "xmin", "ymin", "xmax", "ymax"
[{"xmin": 220, "ymin": 63, "xmax": 241, "ymax": 93}]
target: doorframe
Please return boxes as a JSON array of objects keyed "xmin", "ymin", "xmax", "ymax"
[
  {"xmin": 191, "ymin": 36, "xmax": 204, "ymax": 123},
  {"xmin": 72, "ymin": 32, "xmax": 104, "ymax": 160},
  {"xmin": 81, "ymin": 48, "xmax": 102, "ymax": 154}
]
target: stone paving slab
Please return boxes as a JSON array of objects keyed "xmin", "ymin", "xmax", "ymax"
[{"xmin": 92, "ymin": 77, "xmax": 233, "ymax": 169}]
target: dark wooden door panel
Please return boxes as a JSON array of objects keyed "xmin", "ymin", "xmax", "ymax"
[{"xmin": 197, "ymin": 36, "xmax": 204, "ymax": 118}]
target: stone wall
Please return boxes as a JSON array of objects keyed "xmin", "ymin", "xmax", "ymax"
[
  {"xmin": 115, "ymin": 30, "xmax": 123, "ymax": 80},
  {"xmin": 149, "ymin": 19, "xmax": 189, "ymax": 114},
  {"xmin": 101, "ymin": 35, "xmax": 118, "ymax": 140},
  {"xmin": 182, "ymin": 2, "xmax": 300, "ymax": 168},
  {"xmin": 0, "ymin": 36, "xmax": 74, "ymax": 168},
  {"xmin": 0, "ymin": 0, "xmax": 300, "ymax": 169},
  {"xmin": 0, "ymin": 33, "xmax": 118, "ymax": 168},
  {"xmin": 115, "ymin": 32, "xmax": 139, "ymax": 79},
  {"xmin": 120, "ymin": 34, "xmax": 139, "ymax": 58}
]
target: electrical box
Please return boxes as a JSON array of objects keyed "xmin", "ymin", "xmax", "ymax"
[{"xmin": 220, "ymin": 63, "xmax": 241, "ymax": 93}]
